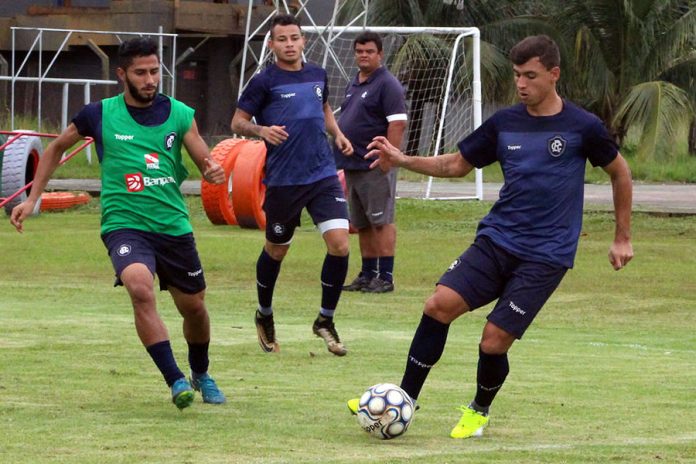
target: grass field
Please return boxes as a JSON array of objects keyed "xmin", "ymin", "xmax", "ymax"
[{"xmin": 1, "ymin": 198, "xmax": 695, "ymax": 463}]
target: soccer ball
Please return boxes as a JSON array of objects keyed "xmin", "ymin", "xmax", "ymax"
[{"xmin": 356, "ymin": 383, "xmax": 415, "ymax": 439}]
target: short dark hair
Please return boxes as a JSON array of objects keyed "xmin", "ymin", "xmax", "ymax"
[
  {"xmin": 118, "ymin": 37, "xmax": 159, "ymax": 70},
  {"xmin": 509, "ymin": 35, "xmax": 560, "ymax": 70},
  {"xmin": 354, "ymin": 31, "xmax": 382, "ymax": 52},
  {"xmin": 269, "ymin": 14, "xmax": 302, "ymax": 39}
]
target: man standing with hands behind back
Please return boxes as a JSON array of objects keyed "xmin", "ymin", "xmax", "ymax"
[{"xmin": 338, "ymin": 31, "xmax": 407, "ymax": 294}]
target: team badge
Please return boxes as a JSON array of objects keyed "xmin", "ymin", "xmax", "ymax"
[
  {"xmin": 272, "ymin": 223, "xmax": 285, "ymax": 236},
  {"xmin": 164, "ymin": 131, "xmax": 177, "ymax": 151},
  {"xmin": 125, "ymin": 173, "xmax": 144, "ymax": 192},
  {"xmin": 547, "ymin": 135, "xmax": 567, "ymax": 157},
  {"xmin": 447, "ymin": 258, "xmax": 461, "ymax": 272},
  {"xmin": 117, "ymin": 244, "xmax": 131, "ymax": 256},
  {"xmin": 313, "ymin": 84, "xmax": 323, "ymax": 100}
]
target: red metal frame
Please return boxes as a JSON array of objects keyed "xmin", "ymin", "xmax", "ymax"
[{"xmin": 0, "ymin": 130, "xmax": 94, "ymax": 209}]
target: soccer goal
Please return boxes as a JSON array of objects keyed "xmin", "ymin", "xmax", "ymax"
[{"xmin": 250, "ymin": 25, "xmax": 483, "ymax": 200}]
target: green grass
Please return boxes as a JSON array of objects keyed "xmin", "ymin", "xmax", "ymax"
[{"xmin": 1, "ymin": 198, "xmax": 695, "ymax": 463}]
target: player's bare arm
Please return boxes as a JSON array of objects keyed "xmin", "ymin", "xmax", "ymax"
[
  {"xmin": 366, "ymin": 135, "xmax": 473, "ymax": 177},
  {"xmin": 231, "ymin": 108, "xmax": 288, "ymax": 146},
  {"xmin": 323, "ymin": 102, "xmax": 353, "ymax": 156},
  {"xmin": 10, "ymin": 123, "xmax": 82, "ymax": 233},
  {"xmin": 603, "ymin": 152, "xmax": 633, "ymax": 270},
  {"xmin": 183, "ymin": 119, "xmax": 224, "ymax": 184}
]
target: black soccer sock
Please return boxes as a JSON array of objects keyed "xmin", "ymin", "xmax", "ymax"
[
  {"xmin": 187, "ymin": 341, "xmax": 210, "ymax": 376},
  {"xmin": 146, "ymin": 340, "xmax": 185, "ymax": 387},
  {"xmin": 361, "ymin": 257, "xmax": 378, "ymax": 278},
  {"xmin": 378, "ymin": 256, "xmax": 394, "ymax": 282},
  {"xmin": 320, "ymin": 253, "xmax": 349, "ymax": 312},
  {"xmin": 400, "ymin": 313, "xmax": 450, "ymax": 400},
  {"xmin": 473, "ymin": 346, "xmax": 509, "ymax": 409},
  {"xmin": 257, "ymin": 248, "xmax": 282, "ymax": 310}
]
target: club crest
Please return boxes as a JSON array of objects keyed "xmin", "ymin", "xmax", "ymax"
[
  {"xmin": 548, "ymin": 135, "xmax": 567, "ymax": 157},
  {"xmin": 164, "ymin": 131, "xmax": 177, "ymax": 151},
  {"xmin": 313, "ymin": 85, "xmax": 323, "ymax": 100}
]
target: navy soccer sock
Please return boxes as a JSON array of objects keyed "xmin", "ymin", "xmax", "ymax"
[
  {"xmin": 320, "ymin": 253, "xmax": 349, "ymax": 314},
  {"xmin": 257, "ymin": 248, "xmax": 282, "ymax": 310},
  {"xmin": 187, "ymin": 341, "xmax": 210, "ymax": 376},
  {"xmin": 400, "ymin": 313, "xmax": 450, "ymax": 400},
  {"xmin": 378, "ymin": 256, "xmax": 394, "ymax": 282},
  {"xmin": 473, "ymin": 346, "xmax": 509, "ymax": 410},
  {"xmin": 146, "ymin": 340, "xmax": 185, "ymax": 387},
  {"xmin": 361, "ymin": 257, "xmax": 378, "ymax": 279}
]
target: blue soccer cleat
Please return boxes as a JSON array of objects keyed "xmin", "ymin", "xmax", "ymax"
[
  {"xmin": 171, "ymin": 377, "xmax": 195, "ymax": 410},
  {"xmin": 191, "ymin": 372, "xmax": 227, "ymax": 404}
]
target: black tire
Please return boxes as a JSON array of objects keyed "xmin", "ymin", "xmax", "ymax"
[{"xmin": 1, "ymin": 132, "xmax": 43, "ymax": 215}]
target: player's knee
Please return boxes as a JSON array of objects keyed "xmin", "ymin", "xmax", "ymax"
[
  {"xmin": 265, "ymin": 243, "xmax": 289, "ymax": 261},
  {"xmin": 126, "ymin": 281, "xmax": 156, "ymax": 307},
  {"xmin": 480, "ymin": 325, "xmax": 515, "ymax": 354},
  {"xmin": 423, "ymin": 294, "xmax": 456, "ymax": 324},
  {"xmin": 327, "ymin": 239, "xmax": 349, "ymax": 256}
]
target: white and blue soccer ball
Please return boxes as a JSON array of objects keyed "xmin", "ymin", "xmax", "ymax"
[{"xmin": 356, "ymin": 383, "xmax": 415, "ymax": 439}]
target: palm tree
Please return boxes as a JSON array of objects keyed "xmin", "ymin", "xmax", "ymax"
[
  {"xmin": 550, "ymin": 0, "xmax": 696, "ymax": 160},
  {"xmin": 337, "ymin": 0, "xmax": 535, "ymax": 154}
]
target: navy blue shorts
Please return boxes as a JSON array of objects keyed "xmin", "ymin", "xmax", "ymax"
[
  {"xmin": 101, "ymin": 228, "xmax": 206, "ymax": 294},
  {"xmin": 263, "ymin": 175, "xmax": 349, "ymax": 244},
  {"xmin": 438, "ymin": 235, "xmax": 567, "ymax": 339}
]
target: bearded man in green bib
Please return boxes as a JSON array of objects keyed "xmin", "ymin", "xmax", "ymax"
[{"xmin": 11, "ymin": 37, "xmax": 227, "ymax": 410}]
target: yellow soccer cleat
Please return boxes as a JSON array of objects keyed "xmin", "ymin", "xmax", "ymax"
[
  {"xmin": 450, "ymin": 405, "xmax": 489, "ymax": 439},
  {"xmin": 347, "ymin": 397, "xmax": 360, "ymax": 415}
]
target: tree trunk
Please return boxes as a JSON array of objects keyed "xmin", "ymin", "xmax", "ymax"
[{"xmin": 689, "ymin": 119, "xmax": 696, "ymax": 156}]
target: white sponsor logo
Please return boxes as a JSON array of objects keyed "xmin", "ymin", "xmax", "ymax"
[
  {"xmin": 447, "ymin": 258, "xmax": 460, "ymax": 272},
  {"xmin": 281, "ymin": 92, "xmax": 296, "ymax": 99},
  {"xmin": 115, "ymin": 134, "xmax": 134, "ymax": 141},
  {"xmin": 509, "ymin": 300, "xmax": 526, "ymax": 315},
  {"xmin": 117, "ymin": 244, "xmax": 131, "ymax": 256},
  {"xmin": 507, "ymin": 145, "xmax": 522, "ymax": 151},
  {"xmin": 144, "ymin": 176, "xmax": 176, "ymax": 187},
  {"xmin": 188, "ymin": 269, "xmax": 203, "ymax": 277},
  {"xmin": 409, "ymin": 355, "xmax": 434, "ymax": 369},
  {"xmin": 371, "ymin": 211, "xmax": 384, "ymax": 217},
  {"xmin": 361, "ymin": 91, "xmax": 368, "ymax": 99},
  {"xmin": 335, "ymin": 197, "xmax": 347, "ymax": 203},
  {"xmin": 313, "ymin": 85, "xmax": 323, "ymax": 100}
]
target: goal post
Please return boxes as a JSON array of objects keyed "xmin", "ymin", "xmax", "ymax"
[{"xmin": 248, "ymin": 25, "xmax": 483, "ymax": 200}]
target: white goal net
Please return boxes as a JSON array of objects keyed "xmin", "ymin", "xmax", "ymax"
[{"xmin": 249, "ymin": 26, "xmax": 483, "ymax": 200}]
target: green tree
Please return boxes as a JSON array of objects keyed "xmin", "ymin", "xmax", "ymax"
[
  {"xmin": 339, "ymin": 0, "xmax": 695, "ymax": 160},
  {"xmin": 551, "ymin": 0, "xmax": 696, "ymax": 160}
]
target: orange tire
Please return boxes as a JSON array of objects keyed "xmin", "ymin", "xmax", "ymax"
[
  {"xmin": 201, "ymin": 138, "xmax": 248, "ymax": 225},
  {"xmin": 231, "ymin": 141, "xmax": 267, "ymax": 229},
  {"xmin": 40, "ymin": 191, "xmax": 90, "ymax": 211},
  {"xmin": 336, "ymin": 170, "xmax": 358, "ymax": 234}
]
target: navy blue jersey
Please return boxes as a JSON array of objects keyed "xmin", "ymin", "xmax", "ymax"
[
  {"xmin": 72, "ymin": 94, "xmax": 172, "ymax": 162},
  {"xmin": 237, "ymin": 63, "xmax": 336, "ymax": 187},
  {"xmin": 458, "ymin": 101, "xmax": 618, "ymax": 268},
  {"xmin": 335, "ymin": 67, "xmax": 407, "ymax": 170}
]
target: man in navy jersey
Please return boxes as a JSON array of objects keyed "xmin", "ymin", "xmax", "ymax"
[
  {"xmin": 337, "ymin": 31, "xmax": 407, "ymax": 294},
  {"xmin": 231, "ymin": 14, "xmax": 353, "ymax": 356},
  {"xmin": 348, "ymin": 35, "xmax": 633, "ymax": 438},
  {"xmin": 11, "ymin": 37, "xmax": 227, "ymax": 410}
]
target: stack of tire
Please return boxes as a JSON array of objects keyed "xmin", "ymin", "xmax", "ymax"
[
  {"xmin": 1, "ymin": 131, "xmax": 43, "ymax": 215},
  {"xmin": 201, "ymin": 138, "xmax": 267, "ymax": 229}
]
